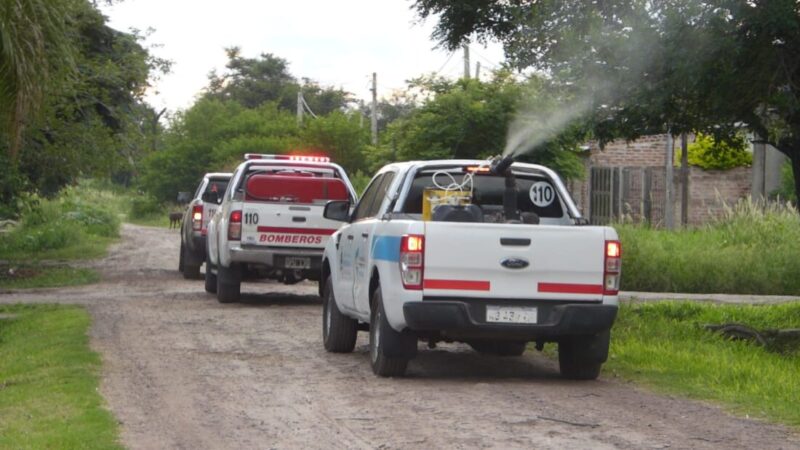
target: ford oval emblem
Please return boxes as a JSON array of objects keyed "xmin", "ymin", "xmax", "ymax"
[{"xmin": 501, "ymin": 258, "xmax": 529, "ymax": 269}]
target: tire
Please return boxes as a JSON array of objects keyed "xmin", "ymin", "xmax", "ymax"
[
  {"xmin": 182, "ymin": 243, "xmax": 201, "ymax": 280},
  {"xmin": 217, "ymin": 263, "xmax": 241, "ymax": 303},
  {"xmin": 469, "ymin": 340, "xmax": 527, "ymax": 356},
  {"xmin": 369, "ymin": 287, "xmax": 415, "ymax": 377},
  {"xmin": 322, "ymin": 277, "xmax": 357, "ymax": 353},
  {"xmin": 558, "ymin": 331, "xmax": 610, "ymax": 380},
  {"xmin": 204, "ymin": 253, "xmax": 217, "ymax": 294},
  {"xmin": 179, "ymin": 241, "xmax": 185, "ymax": 272}
]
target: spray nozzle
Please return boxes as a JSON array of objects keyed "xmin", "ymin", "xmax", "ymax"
[{"xmin": 490, "ymin": 154, "xmax": 515, "ymax": 175}]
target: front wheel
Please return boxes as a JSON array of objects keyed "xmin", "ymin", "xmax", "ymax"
[
  {"xmin": 558, "ymin": 331, "xmax": 610, "ymax": 380},
  {"xmin": 322, "ymin": 277, "xmax": 357, "ymax": 353},
  {"xmin": 369, "ymin": 287, "xmax": 415, "ymax": 377}
]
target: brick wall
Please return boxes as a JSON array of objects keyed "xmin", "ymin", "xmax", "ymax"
[
  {"xmin": 683, "ymin": 166, "xmax": 751, "ymax": 226},
  {"xmin": 567, "ymin": 135, "xmax": 753, "ymax": 226},
  {"xmin": 589, "ymin": 134, "xmax": 669, "ymax": 167}
]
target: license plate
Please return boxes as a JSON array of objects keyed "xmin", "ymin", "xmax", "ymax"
[
  {"xmin": 486, "ymin": 306, "xmax": 537, "ymax": 324},
  {"xmin": 285, "ymin": 257, "xmax": 311, "ymax": 269}
]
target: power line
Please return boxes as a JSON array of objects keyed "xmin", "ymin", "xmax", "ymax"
[
  {"xmin": 301, "ymin": 96, "xmax": 317, "ymax": 118},
  {"xmin": 433, "ymin": 51, "xmax": 456, "ymax": 77},
  {"xmin": 470, "ymin": 48, "xmax": 500, "ymax": 69}
]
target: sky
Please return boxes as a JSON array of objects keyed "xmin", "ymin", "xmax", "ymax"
[{"xmin": 100, "ymin": 0, "xmax": 506, "ymax": 113}]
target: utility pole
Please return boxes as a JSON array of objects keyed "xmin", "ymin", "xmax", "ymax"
[
  {"xmin": 680, "ymin": 133, "xmax": 689, "ymax": 226},
  {"xmin": 462, "ymin": 44, "xmax": 471, "ymax": 79},
  {"xmin": 297, "ymin": 91, "xmax": 303, "ymax": 126},
  {"xmin": 370, "ymin": 72, "xmax": 378, "ymax": 145},
  {"xmin": 664, "ymin": 131, "xmax": 675, "ymax": 230},
  {"xmin": 475, "ymin": 61, "xmax": 481, "ymax": 80}
]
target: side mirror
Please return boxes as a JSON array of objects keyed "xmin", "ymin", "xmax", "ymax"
[
  {"xmin": 324, "ymin": 200, "xmax": 351, "ymax": 222},
  {"xmin": 202, "ymin": 191, "xmax": 220, "ymax": 204}
]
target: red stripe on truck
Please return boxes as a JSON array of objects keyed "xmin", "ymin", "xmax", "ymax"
[
  {"xmin": 538, "ymin": 282, "xmax": 604, "ymax": 295},
  {"xmin": 423, "ymin": 279, "xmax": 491, "ymax": 291},
  {"xmin": 256, "ymin": 226, "xmax": 337, "ymax": 235}
]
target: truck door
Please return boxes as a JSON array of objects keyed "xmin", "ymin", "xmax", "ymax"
[
  {"xmin": 335, "ymin": 173, "xmax": 386, "ymax": 312},
  {"xmin": 351, "ymin": 172, "xmax": 396, "ymax": 314}
]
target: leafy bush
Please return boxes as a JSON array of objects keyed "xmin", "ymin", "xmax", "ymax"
[
  {"xmin": 0, "ymin": 181, "xmax": 121, "ymax": 258},
  {"xmin": 770, "ymin": 161, "xmax": 796, "ymax": 203},
  {"xmin": 129, "ymin": 195, "xmax": 164, "ymax": 219},
  {"xmin": 618, "ymin": 199, "xmax": 800, "ymax": 295},
  {"xmin": 677, "ymin": 133, "xmax": 752, "ymax": 170}
]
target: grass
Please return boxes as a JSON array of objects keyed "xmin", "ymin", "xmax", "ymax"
[
  {"xmin": 0, "ymin": 304, "xmax": 122, "ymax": 448},
  {"xmin": 618, "ymin": 200, "xmax": 800, "ymax": 295},
  {"xmin": 606, "ymin": 301, "xmax": 800, "ymax": 427},
  {"xmin": 0, "ymin": 181, "xmax": 122, "ymax": 263},
  {"xmin": 0, "ymin": 265, "xmax": 100, "ymax": 289},
  {"xmin": 127, "ymin": 213, "xmax": 171, "ymax": 228}
]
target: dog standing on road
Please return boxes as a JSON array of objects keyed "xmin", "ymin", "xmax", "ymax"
[{"xmin": 169, "ymin": 212, "xmax": 182, "ymax": 229}]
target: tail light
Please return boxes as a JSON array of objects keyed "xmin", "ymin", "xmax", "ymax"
[
  {"xmin": 192, "ymin": 205, "xmax": 203, "ymax": 231},
  {"xmin": 400, "ymin": 234, "xmax": 424, "ymax": 290},
  {"xmin": 603, "ymin": 240, "xmax": 621, "ymax": 295},
  {"xmin": 228, "ymin": 210, "xmax": 242, "ymax": 241}
]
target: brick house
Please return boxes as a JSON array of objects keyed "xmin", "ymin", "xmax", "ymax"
[{"xmin": 567, "ymin": 134, "xmax": 786, "ymax": 226}]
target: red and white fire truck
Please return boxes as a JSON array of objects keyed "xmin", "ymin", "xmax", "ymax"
[{"xmin": 205, "ymin": 154, "xmax": 357, "ymax": 303}]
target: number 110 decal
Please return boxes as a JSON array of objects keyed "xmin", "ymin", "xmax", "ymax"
[
  {"xmin": 529, "ymin": 181, "xmax": 555, "ymax": 207},
  {"xmin": 244, "ymin": 212, "xmax": 259, "ymax": 225}
]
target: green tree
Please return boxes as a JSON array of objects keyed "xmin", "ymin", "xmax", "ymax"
[
  {"xmin": 206, "ymin": 48, "xmax": 351, "ymax": 114},
  {"xmin": 381, "ymin": 72, "xmax": 585, "ymax": 179},
  {"xmin": 1, "ymin": 0, "xmax": 166, "ymax": 211},
  {"xmin": 140, "ymin": 99, "xmax": 368, "ymax": 202},
  {"xmin": 413, "ymin": 0, "xmax": 800, "ymax": 203},
  {"xmin": 0, "ymin": 0, "xmax": 78, "ymax": 162}
]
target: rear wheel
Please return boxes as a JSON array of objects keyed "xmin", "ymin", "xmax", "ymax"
[
  {"xmin": 204, "ymin": 253, "xmax": 217, "ymax": 294},
  {"xmin": 181, "ymin": 243, "xmax": 201, "ymax": 280},
  {"xmin": 469, "ymin": 340, "xmax": 527, "ymax": 356},
  {"xmin": 217, "ymin": 263, "xmax": 241, "ymax": 303},
  {"xmin": 178, "ymin": 241, "xmax": 185, "ymax": 272},
  {"xmin": 322, "ymin": 277, "xmax": 357, "ymax": 353},
  {"xmin": 369, "ymin": 287, "xmax": 415, "ymax": 377},
  {"xmin": 558, "ymin": 331, "xmax": 610, "ymax": 380}
]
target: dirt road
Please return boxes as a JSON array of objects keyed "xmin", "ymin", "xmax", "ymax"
[{"xmin": 2, "ymin": 224, "xmax": 798, "ymax": 449}]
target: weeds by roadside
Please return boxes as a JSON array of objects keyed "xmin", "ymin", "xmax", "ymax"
[
  {"xmin": 0, "ymin": 304, "xmax": 122, "ymax": 448},
  {"xmin": 126, "ymin": 194, "xmax": 180, "ymax": 228},
  {"xmin": 608, "ymin": 301, "xmax": 800, "ymax": 427},
  {"xmin": 618, "ymin": 200, "xmax": 800, "ymax": 295},
  {"xmin": 0, "ymin": 265, "xmax": 99, "ymax": 290},
  {"xmin": 0, "ymin": 181, "xmax": 121, "ymax": 262}
]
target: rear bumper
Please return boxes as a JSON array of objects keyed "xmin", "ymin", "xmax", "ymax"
[
  {"xmin": 229, "ymin": 244, "xmax": 324, "ymax": 271},
  {"xmin": 403, "ymin": 300, "xmax": 617, "ymax": 341}
]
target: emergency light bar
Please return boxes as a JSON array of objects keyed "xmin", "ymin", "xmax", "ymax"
[{"xmin": 244, "ymin": 153, "xmax": 330, "ymax": 163}]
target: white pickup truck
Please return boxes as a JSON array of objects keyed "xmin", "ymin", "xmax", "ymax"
[
  {"xmin": 206, "ymin": 154, "xmax": 357, "ymax": 303},
  {"xmin": 319, "ymin": 158, "xmax": 621, "ymax": 379}
]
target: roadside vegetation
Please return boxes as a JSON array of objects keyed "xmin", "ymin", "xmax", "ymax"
[
  {"xmin": 0, "ymin": 304, "xmax": 121, "ymax": 448},
  {"xmin": 607, "ymin": 301, "xmax": 800, "ymax": 427},
  {"xmin": 619, "ymin": 200, "xmax": 800, "ymax": 295},
  {"xmin": 0, "ymin": 181, "xmax": 123, "ymax": 289}
]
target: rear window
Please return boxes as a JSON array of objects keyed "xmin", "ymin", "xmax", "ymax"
[
  {"xmin": 402, "ymin": 170, "xmax": 564, "ymax": 219},
  {"xmin": 204, "ymin": 179, "xmax": 229, "ymax": 197}
]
